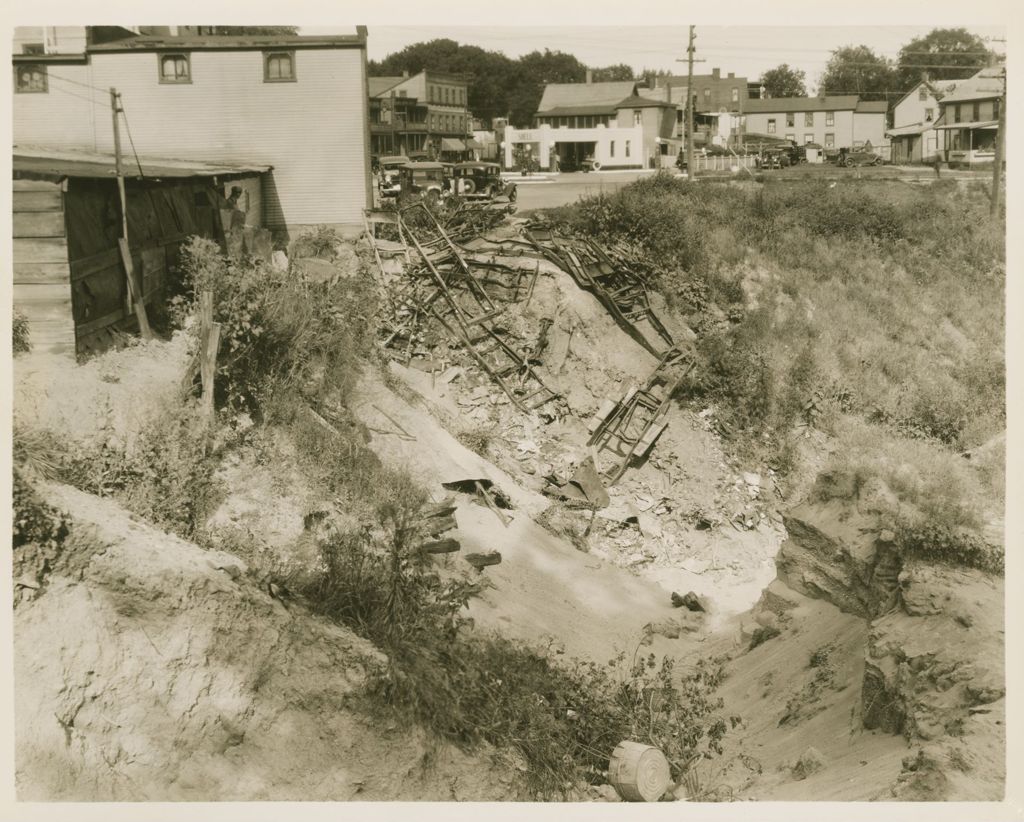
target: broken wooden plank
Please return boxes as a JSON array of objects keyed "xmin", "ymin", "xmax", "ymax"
[{"xmin": 465, "ymin": 550, "xmax": 502, "ymax": 570}]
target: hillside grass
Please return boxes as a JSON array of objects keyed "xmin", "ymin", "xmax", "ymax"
[{"xmin": 547, "ymin": 174, "xmax": 1004, "ymax": 559}]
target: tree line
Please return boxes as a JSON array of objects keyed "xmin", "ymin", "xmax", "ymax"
[
  {"xmin": 759, "ymin": 28, "xmax": 998, "ymax": 101},
  {"xmin": 370, "ymin": 28, "xmax": 999, "ymax": 125}
]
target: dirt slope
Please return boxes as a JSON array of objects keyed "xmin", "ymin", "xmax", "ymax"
[{"xmin": 14, "ymin": 483, "xmax": 517, "ymax": 801}]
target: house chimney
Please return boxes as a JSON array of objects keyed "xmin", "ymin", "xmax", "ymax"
[
  {"xmin": 712, "ymin": 68, "xmax": 720, "ymax": 80},
  {"xmin": 727, "ymin": 72, "xmax": 734, "ymax": 79},
  {"xmin": 585, "ymin": 69, "xmax": 593, "ymax": 84}
]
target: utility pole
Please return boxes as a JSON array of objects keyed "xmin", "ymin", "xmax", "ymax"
[
  {"xmin": 109, "ymin": 87, "xmax": 152, "ymax": 338},
  {"xmin": 990, "ymin": 67, "xmax": 1006, "ymax": 217},
  {"xmin": 686, "ymin": 25, "xmax": 696, "ymax": 179}
]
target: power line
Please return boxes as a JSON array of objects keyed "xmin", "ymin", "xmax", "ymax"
[
  {"xmin": 46, "ymin": 71, "xmax": 106, "ymax": 94},
  {"xmin": 43, "ymin": 82, "xmax": 97, "ymax": 105},
  {"xmin": 119, "ymin": 104, "xmax": 146, "ymax": 179}
]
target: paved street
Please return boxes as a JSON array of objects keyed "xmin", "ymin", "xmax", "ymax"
[{"xmin": 510, "ymin": 170, "xmax": 660, "ymax": 213}]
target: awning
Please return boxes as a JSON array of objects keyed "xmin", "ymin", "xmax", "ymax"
[
  {"xmin": 13, "ymin": 145, "xmax": 271, "ymax": 181},
  {"xmin": 933, "ymin": 120, "xmax": 998, "ymax": 131},
  {"xmin": 440, "ymin": 138, "xmax": 466, "ymax": 151},
  {"xmin": 886, "ymin": 123, "xmax": 931, "ymax": 137}
]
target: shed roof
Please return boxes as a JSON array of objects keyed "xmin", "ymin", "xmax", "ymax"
[
  {"xmin": 886, "ymin": 122, "xmax": 931, "ymax": 137},
  {"xmin": 537, "ymin": 80, "xmax": 638, "ymax": 114},
  {"xmin": 744, "ymin": 95, "xmax": 862, "ymax": 113},
  {"xmin": 13, "ymin": 146, "xmax": 271, "ymax": 182}
]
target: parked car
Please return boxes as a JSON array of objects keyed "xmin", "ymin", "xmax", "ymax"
[
  {"xmin": 397, "ymin": 162, "xmax": 448, "ymax": 200},
  {"xmin": 581, "ymin": 156, "xmax": 603, "ymax": 172},
  {"xmin": 377, "ymin": 154, "xmax": 410, "ymax": 199},
  {"xmin": 755, "ymin": 148, "xmax": 791, "ymax": 170},
  {"xmin": 450, "ymin": 162, "xmax": 518, "ymax": 202},
  {"xmin": 837, "ymin": 146, "xmax": 883, "ymax": 167}
]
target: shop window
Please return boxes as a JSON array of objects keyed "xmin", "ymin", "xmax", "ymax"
[
  {"xmin": 825, "ymin": 111, "xmax": 834, "ymax": 126},
  {"xmin": 824, "ymin": 133, "xmax": 834, "ymax": 147},
  {"xmin": 14, "ymin": 63, "xmax": 48, "ymax": 93},
  {"xmin": 158, "ymin": 53, "xmax": 191, "ymax": 84},
  {"xmin": 767, "ymin": 118, "xmax": 776, "ymax": 134},
  {"xmin": 786, "ymin": 112, "xmax": 795, "ymax": 127},
  {"xmin": 804, "ymin": 112, "xmax": 814, "ymax": 127},
  {"xmin": 264, "ymin": 51, "xmax": 295, "ymax": 82}
]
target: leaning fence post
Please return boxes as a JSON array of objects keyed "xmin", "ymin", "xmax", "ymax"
[{"xmin": 199, "ymin": 290, "xmax": 221, "ymax": 419}]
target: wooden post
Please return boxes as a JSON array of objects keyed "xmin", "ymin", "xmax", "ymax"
[
  {"xmin": 990, "ymin": 69, "xmax": 1006, "ymax": 217},
  {"xmin": 686, "ymin": 26, "xmax": 696, "ymax": 180},
  {"xmin": 110, "ymin": 87, "xmax": 153, "ymax": 339},
  {"xmin": 199, "ymin": 290, "xmax": 221, "ymax": 418}
]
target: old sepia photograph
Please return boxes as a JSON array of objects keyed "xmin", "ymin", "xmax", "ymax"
[{"xmin": 4, "ymin": 7, "xmax": 1016, "ymax": 816}]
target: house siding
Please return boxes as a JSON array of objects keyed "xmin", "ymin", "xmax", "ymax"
[
  {"xmin": 852, "ymin": 112, "xmax": 886, "ymax": 148},
  {"xmin": 744, "ymin": 109, "xmax": 856, "ymax": 147},
  {"xmin": 13, "ymin": 47, "xmax": 370, "ymax": 230}
]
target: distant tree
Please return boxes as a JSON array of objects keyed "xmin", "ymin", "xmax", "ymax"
[
  {"xmin": 760, "ymin": 63, "xmax": 807, "ymax": 98},
  {"xmin": 592, "ymin": 63, "xmax": 635, "ymax": 82},
  {"xmin": 819, "ymin": 45, "xmax": 897, "ymax": 102},
  {"xmin": 895, "ymin": 28, "xmax": 996, "ymax": 90},
  {"xmin": 507, "ymin": 49, "xmax": 588, "ymax": 126}
]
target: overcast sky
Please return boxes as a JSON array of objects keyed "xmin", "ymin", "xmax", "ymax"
[{"xmin": 305, "ymin": 25, "xmax": 1006, "ymax": 93}]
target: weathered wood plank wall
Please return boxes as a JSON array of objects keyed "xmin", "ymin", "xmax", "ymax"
[{"xmin": 12, "ymin": 179, "xmax": 75, "ymax": 355}]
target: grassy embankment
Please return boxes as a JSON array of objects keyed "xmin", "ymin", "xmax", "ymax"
[{"xmin": 548, "ymin": 174, "xmax": 1005, "ymax": 572}]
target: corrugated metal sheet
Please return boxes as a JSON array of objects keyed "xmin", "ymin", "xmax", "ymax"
[{"xmin": 13, "ymin": 47, "xmax": 370, "ymax": 228}]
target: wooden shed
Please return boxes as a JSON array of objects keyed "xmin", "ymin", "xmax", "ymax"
[{"xmin": 13, "ymin": 147, "xmax": 270, "ymax": 357}]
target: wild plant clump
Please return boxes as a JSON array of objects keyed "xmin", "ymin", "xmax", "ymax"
[
  {"xmin": 13, "ymin": 310, "xmax": 31, "ymax": 353},
  {"xmin": 178, "ymin": 236, "xmax": 378, "ymax": 413}
]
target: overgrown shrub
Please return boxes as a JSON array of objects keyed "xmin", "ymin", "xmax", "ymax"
[
  {"xmin": 179, "ymin": 236, "xmax": 378, "ymax": 413},
  {"xmin": 13, "ymin": 310, "xmax": 31, "ymax": 353},
  {"xmin": 58, "ymin": 403, "xmax": 222, "ymax": 541},
  {"xmin": 12, "ymin": 470, "xmax": 71, "ymax": 551},
  {"xmin": 893, "ymin": 519, "xmax": 1003, "ymax": 575}
]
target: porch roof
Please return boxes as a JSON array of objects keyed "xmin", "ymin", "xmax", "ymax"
[
  {"xmin": 886, "ymin": 123, "xmax": 931, "ymax": 137},
  {"xmin": 933, "ymin": 120, "xmax": 998, "ymax": 131}
]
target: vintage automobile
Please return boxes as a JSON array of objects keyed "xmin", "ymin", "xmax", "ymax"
[
  {"xmin": 755, "ymin": 148, "xmax": 791, "ymax": 170},
  {"xmin": 449, "ymin": 162, "xmax": 517, "ymax": 202},
  {"xmin": 837, "ymin": 146, "xmax": 884, "ymax": 167},
  {"xmin": 397, "ymin": 162, "xmax": 448, "ymax": 199},
  {"xmin": 580, "ymin": 156, "xmax": 603, "ymax": 172},
  {"xmin": 376, "ymin": 154, "xmax": 410, "ymax": 198}
]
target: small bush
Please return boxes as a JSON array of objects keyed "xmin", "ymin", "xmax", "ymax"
[
  {"xmin": 178, "ymin": 236, "xmax": 378, "ymax": 413},
  {"xmin": 893, "ymin": 519, "xmax": 1003, "ymax": 575},
  {"xmin": 59, "ymin": 403, "xmax": 222, "ymax": 541},
  {"xmin": 13, "ymin": 311, "xmax": 31, "ymax": 353},
  {"xmin": 12, "ymin": 470, "xmax": 71, "ymax": 551},
  {"xmin": 749, "ymin": 625, "xmax": 781, "ymax": 650}
]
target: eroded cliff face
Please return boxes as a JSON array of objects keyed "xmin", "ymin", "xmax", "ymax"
[
  {"xmin": 14, "ymin": 483, "xmax": 518, "ymax": 801},
  {"xmin": 767, "ymin": 480, "xmax": 1004, "ymax": 800}
]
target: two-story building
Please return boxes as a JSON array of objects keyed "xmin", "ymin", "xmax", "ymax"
[
  {"xmin": 511, "ymin": 75, "xmax": 675, "ymax": 170},
  {"xmin": 933, "ymin": 66, "xmax": 1003, "ymax": 168},
  {"xmin": 638, "ymin": 68, "xmax": 748, "ymax": 149},
  {"xmin": 368, "ymin": 74, "xmax": 429, "ymax": 158},
  {"xmin": 741, "ymin": 96, "xmax": 888, "ymax": 153},
  {"xmin": 372, "ymin": 70, "xmax": 474, "ymax": 160},
  {"xmin": 887, "ymin": 78, "xmax": 957, "ymax": 164},
  {"xmin": 12, "ymin": 26, "xmax": 372, "ymax": 235}
]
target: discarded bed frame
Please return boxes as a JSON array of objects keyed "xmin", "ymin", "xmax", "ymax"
[
  {"xmin": 585, "ymin": 347, "xmax": 692, "ymax": 485},
  {"xmin": 523, "ymin": 224, "xmax": 675, "ymax": 359},
  {"xmin": 369, "ymin": 202, "xmax": 559, "ymax": 415}
]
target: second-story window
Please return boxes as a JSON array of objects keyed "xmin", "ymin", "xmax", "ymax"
[
  {"xmin": 633, "ymin": 109, "xmax": 642, "ymax": 126},
  {"xmin": 159, "ymin": 53, "xmax": 191, "ymax": 84},
  {"xmin": 731, "ymin": 87, "xmax": 739, "ymax": 103},
  {"xmin": 972, "ymin": 101, "xmax": 980, "ymax": 121},
  {"xmin": 786, "ymin": 112, "xmax": 795, "ymax": 127},
  {"xmin": 767, "ymin": 118, "xmax": 776, "ymax": 133},
  {"xmin": 804, "ymin": 112, "xmax": 814, "ymax": 127},
  {"xmin": 14, "ymin": 64, "xmax": 48, "ymax": 93},
  {"xmin": 825, "ymin": 111, "xmax": 834, "ymax": 126},
  {"xmin": 924, "ymin": 107, "xmax": 934, "ymax": 122},
  {"xmin": 264, "ymin": 51, "xmax": 296, "ymax": 82}
]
